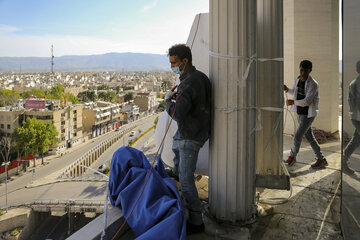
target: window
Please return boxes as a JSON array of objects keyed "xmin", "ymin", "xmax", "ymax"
[
  {"xmin": 1, "ymin": 116, "xmax": 4, "ymax": 120},
  {"xmin": 73, "ymin": 110, "xmax": 77, "ymax": 114},
  {"xmin": 61, "ymin": 121, "xmax": 65, "ymax": 125},
  {"xmin": 0, "ymin": 124, "xmax": 4, "ymax": 129},
  {"xmin": 61, "ymin": 113, "xmax": 65, "ymax": 117},
  {"xmin": 73, "ymin": 118, "xmax": 77, "ymax": 122},
  {"xmin": 61, "ymin": 137, "xmax": 65, "ymax": 141},
  {"xmin": 74, "ymin": 132, "xmax": 77, "ymax": 137},
  {"xmin": 61, "ymin": 129, "xmax": 65, "ymax": 133},
  {"xmin": 7, "ymin": 124, "xmax": 10, "ymax": 129},
  {"xmin": 7, "ymin": 116, "xmax": 11, "ymax": 121}
]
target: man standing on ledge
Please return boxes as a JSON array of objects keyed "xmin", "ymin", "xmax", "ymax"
[
  {"xmin": 284, "ymin": 60, "xmax": 327, "ymax": 169},
  {"xmin": 165, "ymin": 44, "xmax": 211, "ymax": 235}
]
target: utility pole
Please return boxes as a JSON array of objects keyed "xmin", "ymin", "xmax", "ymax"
[
  {"xmin": 1, "ymin": 162, "xmax": 9, "ymax": 213},
  {"xmin": 51, "ymin": 44, "xmax": 55, "ymax": 88},
  {"xmin": 51, "ymin": 44, "xmax": 54, "ymax": 74}
]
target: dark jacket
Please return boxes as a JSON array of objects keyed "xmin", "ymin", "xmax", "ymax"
[{"xmin": 166, "ymin": 66, "xmax": 211, "ymax": 145}]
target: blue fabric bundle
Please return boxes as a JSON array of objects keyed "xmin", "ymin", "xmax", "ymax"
[{"xmin": 109, "ymin": 146, "xmax": 186, "ymax": 240}]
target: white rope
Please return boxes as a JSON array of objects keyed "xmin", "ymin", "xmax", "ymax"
[
  {"xmin": 202, "ymin": 40, "xmax": 283, "ymax": 87},
  {"xmin": 216, "ymin": 106, "xmax": 283, "ymax": 131}
]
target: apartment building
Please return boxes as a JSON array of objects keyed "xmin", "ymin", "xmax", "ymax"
[
  {"xmin": 24, "ymin": 102, "xmax": 84, "ymax": 151},
  {"xmin": 0, "ymin": 107, "xmax": 25, "ymax": 136},
  {"xmin": 134, "ymin": 92, "xmax": 157, "ymax": 112},
  {"xmin": 0, "ymin": 98, "xmax": 84, "ymax": 153},
  {"xmin": 121, "ymin": 101, "xmax": 140, "ymax": 122},
  {"xmin": 82, "ymin": 101, "xmax": 121, "ymax": 138}
]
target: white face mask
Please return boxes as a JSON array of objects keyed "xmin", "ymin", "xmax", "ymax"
[{"xmin": 171, "ymin": 62, "xmax": 183, "ymax": 74}]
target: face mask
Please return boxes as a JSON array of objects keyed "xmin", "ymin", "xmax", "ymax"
[{"xmin": 171, "ymin": 62, "xmax": 183, "ymax": 74}]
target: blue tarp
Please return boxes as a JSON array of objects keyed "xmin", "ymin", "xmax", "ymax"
[{"xmin": 109, "ymin": 146, "xmax": 186, "ymax": 240}]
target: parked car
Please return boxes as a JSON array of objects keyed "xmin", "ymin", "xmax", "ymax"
[
  {"xmin": 129, "ymin": 131, "xmax": 136, "ymax": 137},
  {"xmin": 98, "ymin": 164, "xmax": 106, "ymax": 172}
]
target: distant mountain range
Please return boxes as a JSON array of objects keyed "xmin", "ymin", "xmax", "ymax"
[
  {"xmin": 0, "ymin": 52, "xmax": 170, "ymax": 72},
  {"xmin": 0, "ymin": 53, "xmax": 342, "ymax": 73}
]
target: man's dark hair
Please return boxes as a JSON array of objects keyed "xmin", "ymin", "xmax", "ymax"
[
  {"xmin": 168, "ymin": 44, "xmax": 192, "ymax": 65},
  {"xmin": 299, "ymin": 60, "xmax": 312, "ymax": 70}
]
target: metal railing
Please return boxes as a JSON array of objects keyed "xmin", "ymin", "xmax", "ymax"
[
  {"xmin": 57, "ymin": 125, "xmax": 136, "ymax": 179},
  {"xmin": 4, "ymin": 198, "xmax": 106, "ymax": 210}
]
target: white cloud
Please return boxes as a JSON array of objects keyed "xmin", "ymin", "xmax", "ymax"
[
  {"xmin": 140, "ymin": 0, "xmax": 158, "ymax": 13},
  {"xmin": 0, "ymin": 24, "xmax": 21, "ymax": 33}
]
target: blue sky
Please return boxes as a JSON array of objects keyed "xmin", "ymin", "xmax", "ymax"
[{"xmin": 0, "ymin": 0, "xmax": 209, "ymax": 57}]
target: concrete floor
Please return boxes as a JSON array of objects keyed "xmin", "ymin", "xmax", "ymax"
[{"xmin": 184, "ymin": 135, "xmax": 343, "ymax": 240}]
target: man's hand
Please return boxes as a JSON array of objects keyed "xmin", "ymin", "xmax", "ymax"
[
  {"xmin": 286, "ymin": 99, "xmax": 294, "ymax": 106},
  {"xmin": 165, "ymin": 85, "xmax": 178, "ymax": 103},
  {"xmin": 165, "ymin": 90, "xmax": 173, "ymax": 101},
  {"xmin": 284, "ymin": 85, "xmax": 289, "ymax": 92}
]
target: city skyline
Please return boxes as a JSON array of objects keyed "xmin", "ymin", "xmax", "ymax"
[{"xmin": 0, "ymin": 0, "xmax": 209, "ymax": 57}]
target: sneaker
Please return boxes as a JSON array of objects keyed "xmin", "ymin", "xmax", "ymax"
[
  {"xmin": 285, "ymin": 156, "xmax": 296, "ymax": 166},
  {"xmin": 342, "ymin": 161, "xmax": 355, "ymax": 175},
  {"xmin": 186, "ymin": 221, "xmax": 205, "ymax": 235},
  {"xmin": 165, "ymin": 168, "xmax": 179, "ymax": 182},
  {"xmin": 311, "ymin": 158, "xmax": 328, "ymax": 169}
]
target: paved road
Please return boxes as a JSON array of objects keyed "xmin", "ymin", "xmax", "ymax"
[
  {"xmin": 0, "ymin": 114, "xmax": 159, "ymax": 209},
  {"xmin": 84, "ymin": 115, "xmax": 158, "ymax": 176},
  {"xmin": 2, "ymin": 182, "xmax": 106, "ymax": 208}
]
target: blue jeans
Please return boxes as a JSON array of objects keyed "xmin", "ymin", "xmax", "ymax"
[
  {"xmin": 290, "ymin": 114, "xmax": 324, "ymax": 159},
  {"xmin": 344, "ymin": 120, "xmax": 360, "ymax": 161},
  {"xmin": 172, "ymin": 139, "xmax": 203, "ymax": 225}
]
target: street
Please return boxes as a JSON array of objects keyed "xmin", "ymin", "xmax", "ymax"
[{"xmin": 0, "ymin": 114, "xmax": 159, "ymax": 209}]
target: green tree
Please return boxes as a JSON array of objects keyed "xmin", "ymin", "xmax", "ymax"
[
  {"xmin": 64, "ymin": 93, "xmax": 79, "ymax": 104},
  {"xmin": 13, "ymin": 118, "xmax": 37, "ymax": 167},
  {"xmin": 77, "ymin": 91, "xmax": 97, "ymax": 102},
  {"xmin": 0, "ymin": 90, "xmax": 20, "ymax": 107},
  {"xmin": 98, "ymin": 91, "xmax": 116, "ymax": 102},
  {"xmin": 13, "ymin": 118, "xmax": 59, "ymax": 166},
  {"xmin": 98, "ymin": 84, "xmax": 110, "ymax": 90},
  {"xmin": 0, "ymin": 131, "xmax": 15, "ymax": 179},
  {"xmin": 22, "ymin": 89, "xmax": 46, "ymax": 99},
  {"xmin": 116, "ymin": 86, "xmax": 121, "ymax": 94},
  {"xmin": 124, "ymin": 92, "xmax": 134, "ymax": 102},
  {"xmin": 51, "ymin": 85, "xmax": 65, "ymax": 99},
  {"xmin": 154, "ymin": 116, "xmax": 159, "ymax": 125},
  {"xmin": 34, "ymin": 121, "xmax": 58, "ymax": 165}
]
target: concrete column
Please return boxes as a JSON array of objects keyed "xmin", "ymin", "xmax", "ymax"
[
  {"xmin": 209, "ymin": 0, "xmax": 257, "ymax": 222},
  {"xmin": 284, "ymin": 0, "xmax": 339, "ymax": 133},
  {"xmin": 255, "ymin": 0, "xmax": 287, "ymax": 189}
]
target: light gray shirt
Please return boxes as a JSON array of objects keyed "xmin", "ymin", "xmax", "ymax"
[
  {"xmin": 348, "ymin": 76, "xmax": 360, "ymax": 121},
  {"xmin": 287, "ymin": 75, "xmax": 320, "ymax": 118}
]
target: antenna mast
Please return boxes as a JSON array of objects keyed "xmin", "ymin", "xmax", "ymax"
[{"xmin": 51, "ymin": 44, "xmax": 54, "ymax": 74}]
